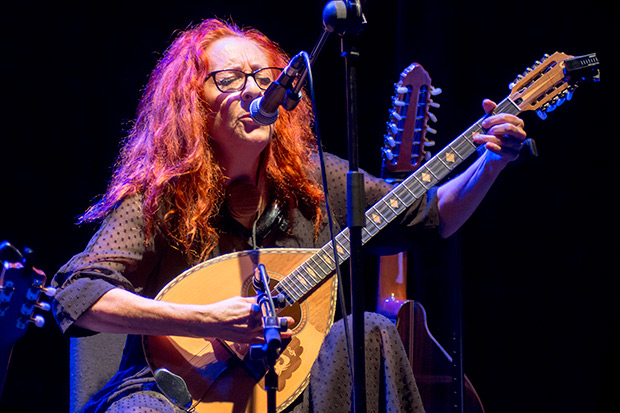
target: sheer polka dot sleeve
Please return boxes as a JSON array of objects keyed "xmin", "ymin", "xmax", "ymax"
[
  {"xmin": 51, "ymin": 195, "xmax": 160, "ymax": 335},
  {"xmin": 317, "ymin": 153, "xmax": 440, "ymax": 250}
]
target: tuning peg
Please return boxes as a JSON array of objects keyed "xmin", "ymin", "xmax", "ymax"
[
  {"xmin": 390, "ymin": 110, "xmax": 404, "ymax": 121},
  {"xmin": 382, "ymin": 148, "xmax": 394, "ymax": 161},
  {"xmin": 556, "ymin": 93, "xmax": 566, "ymax": 107},
  {"xmin": 429, "ymin": 101, "xmax": 440, "ymax": 109},
  {"xmin": 43, "ymin": 286, "xmax": 57, "ymax": 297},
  {"xmin": 424, "ymin": 151, "xmax": 432, "ymax": 161},
  {"xmin": 388, "ymin": 123, "xmax": 403, "ymax": 134},
  {"xmin": 546, "ymin": 97, "xmax": 558, "ymax": 112},
  {"xmin": 36, "ymin": 301, "xmax": 51, "ymax": 312},
  {"xmin": 426, "ymin": 126, "xmax": 437, "ymax": 135},
  {"xmin": 31, "ymin": 314, "xmax": 45, "ymax": 328},
  {"xmin": 17, "ymin": 312, "xmax": 46, "ymax": 329},
  {"xmin": 384, "ymin": 136, "xmax": 396, "ymax": 148},
  {"xmin": 428, "ymin": 112, "xmax": 438, "ymax": 123},
  {"xmin": 536, "ymin": 109, "xmax": 548, "ymax": 120},
  {"xmin": 424, "ymin": 140, "xmax": 436, "ymax": 147},
  {"xmin": 509, "ymin": 74, "xmax": 524, "ymax": 90},
  {"xmin": 393, "ymin": 99, "xmax": 407, "ymax": 107},
  {"xmin": 430, "ymin": 86, "xmax": 442, "ymax": 96},
  {"xmin": 395, "ymin": 86, "xmax": 409, "ymax": 94}
]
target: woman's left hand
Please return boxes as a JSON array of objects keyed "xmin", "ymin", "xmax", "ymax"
[{"xmin": 474, "ymin": 99, "xmax": 527, "ymax": 164}]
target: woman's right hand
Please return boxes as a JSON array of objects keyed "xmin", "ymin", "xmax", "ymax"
[{"xmin": 75, "ymin": 288, "xmax": 294, "ymax": 344}]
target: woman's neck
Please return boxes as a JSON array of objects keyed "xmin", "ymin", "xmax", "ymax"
[{"xmin": 219, "ymin": 149, "xmax": 268, "ymax": 229}]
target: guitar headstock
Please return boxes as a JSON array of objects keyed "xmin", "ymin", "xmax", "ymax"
[
  {"xmin": 381, "ymin": 63, "xmax": 441, "ymax": 182},
  {"xmin": 0, "ymin": 242, "xmax": 56, "ymax": 347},
  {"xmin": 508, "ymin": 52, "xmax": 600, "ymax": 120}
]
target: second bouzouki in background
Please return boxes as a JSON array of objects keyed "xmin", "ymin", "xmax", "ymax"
[
  {"xmin": 376, "ymin": 62, "xmax": 485, "ymax": 413},
  {"xmin": 142, "ymin": 51, "xmax": 599, "ymax": 413},
  {"xmin": 377, "ymin": 62, "xmax": 438, "ymax": 312}
]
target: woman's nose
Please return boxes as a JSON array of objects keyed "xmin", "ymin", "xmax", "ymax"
[{"xmin": 241, "ymin": 76, "xmax": 263, "ymax": 105}]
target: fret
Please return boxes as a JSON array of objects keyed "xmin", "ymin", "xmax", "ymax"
[
  {"xmin": 395, "ymin": 182, "xmax": 419, "ymax": 202},
  {"xmin": 367, "ymin": 207, "xmax": 389, "ymax": 229},
  {"xmin": 275, "ymin": 284, "xmax": 295, "ymax": 305},
  {"xmin": 310, "ymin": 253, "xmax": 332, "ymax": 276},
  {"xmin": 425, "ymin": 161, "xmax": 444, "ymax": 181},
  {"xmin": 333, "ymin": 238, "xmax": 349, "ymax": 261},
  {"xmin": 436, "ymin": 152, "xmax": 456, "ymax": 170},
  {"xmin": 319, "ymin": 249, "xmax": 335, "ymax": 267},
  {"xmin": 390, "ymin": 190, "xmax": 406, "ymax": 206},
  {"xmin": 380, "ymin": 197, "xmax": 400, "ymax": 217},
  {"xmin": 287, "ymin": 270, "xmax": 307, "ymax": 294},
  {"xmin": 443, "ymin": 144, "xmax": 466, "ymax": 162},
  {"xmin": 361, "ymin": 226, "xmax": 374, "ymax": 240},
  {"xmin": 281, "ymin": 276, "xmax": 302, "ymax": 302},
  {"xmin": 295, "ymin": 272, "xmax": 311, "ymax": 289},
  {"xmin": 425, "ymin": 162, "xmax": 441, "ymax": 179},
  {"xmin": 285, "ymin": 288, "xmax": 301, "ymax": 303},
  {"xmin": 413, "ymin": 170, "xmax": 433, "ymax": 190},
  {"xmin": 306, "ymin": 265, "xmax": 324, "ymax": 284},
  {"xmin": 277, "ymin": 273, "xmax": 295, "ymax": 295},
  {"xmin": 452, "ymin": 134, "xmax": 477, "ymax": 156},
  {"xmin": 375, "ymin": 199, "xmax": 392, "ymax": 216}
]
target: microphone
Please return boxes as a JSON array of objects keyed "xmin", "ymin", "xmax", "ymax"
[{"xmin": 249, "ymin": 52, "xmax": 306, "ymax": 126}]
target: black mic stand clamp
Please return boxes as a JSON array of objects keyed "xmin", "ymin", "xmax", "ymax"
[{"xmin": 249, "ymin": 264, "xmax": 288, "ymax": 413}]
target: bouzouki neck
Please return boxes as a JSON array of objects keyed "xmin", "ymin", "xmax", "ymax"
[{"xmin": 273, "ymin": 52, "xmax": 600, "ymax": 307}]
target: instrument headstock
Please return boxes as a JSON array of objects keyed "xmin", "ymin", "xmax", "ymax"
[
  {"xmin": 0, "ymin": 242, "xmax": 55, "ymax": 347},
  {"xmin": 381, "ymin": 63, "xmax": 441, "ymax": 181},
  {"xmin": 508, "ymin": 52, "xmax": 600, "ymax": 120}
]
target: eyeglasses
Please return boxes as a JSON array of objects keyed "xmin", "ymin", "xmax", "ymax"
[{"xmin": 206, "ymin": 67, "xmax": 283, "ymax": 93}]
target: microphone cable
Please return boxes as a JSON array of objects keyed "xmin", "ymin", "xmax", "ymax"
[{"xmin": 300, "ymin": 51, "xmax": 356, "ymax": 386}]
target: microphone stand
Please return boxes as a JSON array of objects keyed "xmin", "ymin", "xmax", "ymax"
[
  {"xmin": 259, "ymin": 4, "xmax": 367, "ymax": 411},
  {"xmin": 250, "ymin": 264, "xmax": 286, "ymax": 413},
  {"xmin": 323, "ymin": 2, "xmax": 367, "ymax": 412}
]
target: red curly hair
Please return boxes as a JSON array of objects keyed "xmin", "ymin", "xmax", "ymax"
[{"xmin": 80, "ymin": 18, "xmax": 323, "ymax": 260}]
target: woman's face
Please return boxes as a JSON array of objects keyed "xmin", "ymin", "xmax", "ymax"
[{"xmin": 204, "ymin": 36, "xmax": 275, "ymax": 161}]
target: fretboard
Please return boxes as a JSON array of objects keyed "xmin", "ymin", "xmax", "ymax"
[{"xmin": 274, "ymin": 97, "xmax": 521, "ymax": 305}]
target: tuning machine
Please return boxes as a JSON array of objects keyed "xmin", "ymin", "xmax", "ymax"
[
  {"xmin": 509, "ymin": 53, "xmax": 551, "ymax": 90},
  {"xmin": 423, "ymin": 85, "xmax": 441, "ymax": 156},
  {"xmin": 535, "ymin": 86, "xmax": 576, "ymax": 120}
]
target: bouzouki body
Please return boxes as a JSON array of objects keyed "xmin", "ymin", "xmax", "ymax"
[{"xmin": 143, "ymin": 249, "xmax": 337, "ymax": 413}]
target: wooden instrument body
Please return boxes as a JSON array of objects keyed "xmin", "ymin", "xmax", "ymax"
[{"xmin": 143, "ymin": 248, "xmax": 338, "ymax": 413}]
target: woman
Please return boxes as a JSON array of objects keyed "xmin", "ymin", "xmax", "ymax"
[{"xmin": 52, "ymin": 18, "xmax": 526, "ymax": 412}]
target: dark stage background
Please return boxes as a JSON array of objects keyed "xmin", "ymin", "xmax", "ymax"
[{"xmin": 1, "ymin": 1, "xmax": 618, "ymax": 412}]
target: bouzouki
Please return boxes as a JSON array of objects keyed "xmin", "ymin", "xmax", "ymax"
[
  {"xmin": 0, "ymin": 242, "xmax": 55, "ymax": 396},
  {"xmin": 376, "ymin": 62, "xmax": 437, "ymax": 313},
  {"xmin": 143, "ymin": 52, "xmax": 600, "ymax": 412},
  {"xmin": 376, "ymin": 62, "xmax": 485, "ymax": 413}
]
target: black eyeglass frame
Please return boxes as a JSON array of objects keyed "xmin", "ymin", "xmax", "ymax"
[{"xmin": 205, "ymin": 67, "xmax": 283, "ymax": 93}]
